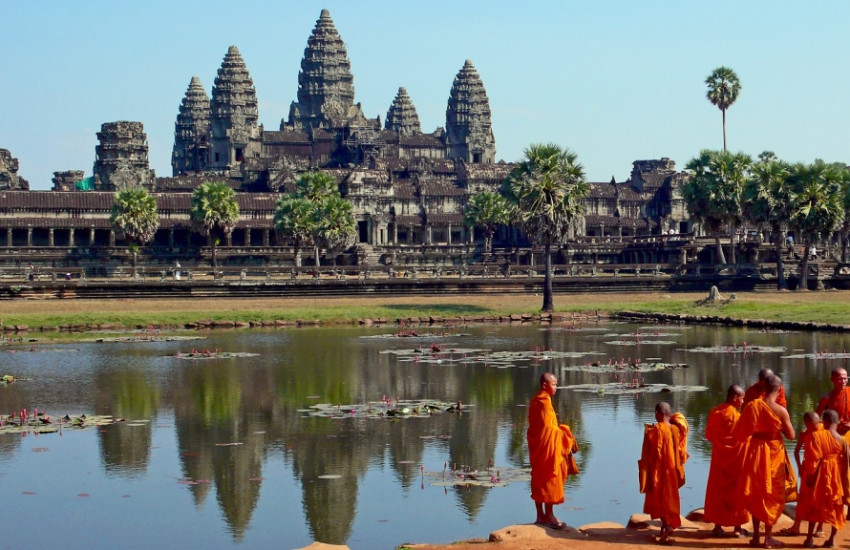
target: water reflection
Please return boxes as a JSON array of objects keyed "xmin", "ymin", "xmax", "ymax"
[{"xmin": 0, "ymin": 324, "xmax": 849, "ymax": 549}]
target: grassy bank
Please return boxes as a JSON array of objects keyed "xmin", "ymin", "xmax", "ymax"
[{"xmin": 0, "ymin": 290, "xmax": 847, "ymax": 331}]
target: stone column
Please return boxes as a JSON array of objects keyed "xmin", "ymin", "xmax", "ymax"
[
  {"xmin": 447, "ymin": 224, "xmax": 453, "ymax": 246},
  {"xmin": 48, "ymin": 228, "xmax": 54, "ymax": 247},
  {"xmin": 427, "ymin": 225, "xmax": 432, "ymax": 245},
  {"xmin": 226, "ymin": 233, "xmax": 232, "ymax": 247},
  {"xmin": 169, "ymin": 228, "xmax": 175, "ymax": 247},
  {"xmin": 89, "ymin": 228, "xmax": 95, "ymax": 246},
  {"xmin": 6, "ymin": 229, "xmax": 11, "ymax": 247},
  {"xmin": 244, "ymin": 228, "xmax": 251, "ymax": 247},
  {"xmin": 69, "ymin": 228, "xmax": 75, "ymax": 247},
  {"xmin": 27, "ymin": 228, "xmax": 33, "ymax": 247},
  {"xmin": 407, "ymin": 226, "xmax": 412, "ymax": 244},
  {"xmin": 392, "ymin": 223, "xmax": 398, "ymax": 245},
  {"xmin": 468, "ymin": 225, "xmax": 475, "ymax": 244},
  {"xmin": 109, "ymin": 230, "xmax": 115, "ymax": 247},
  {"xmin": 263, "ymin": 229, "xmax": 270, "ymax": 246}
]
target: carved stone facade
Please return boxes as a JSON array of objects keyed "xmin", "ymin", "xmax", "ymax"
[
  {"xmin": 172, "ymin": 76, "xmax": 211, "ymax": 175},
  {"xmin": 93, "ymin": 121, "xmax": 156, "ymax": 191},
  {"xmin": 52, "ymin": 170, "xmax": 85, "ymax": 192},
  {"xmin": 0, "ymin": 149, "xmax": 29, "ymax": 191},
  {"xmin": 446, "ymin": 60, "xmax": 496, "ymax": 164}
]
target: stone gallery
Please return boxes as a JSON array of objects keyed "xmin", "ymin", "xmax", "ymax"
[{"xmin": 0, "ymin": 10, "xmax": 690, "ymax": 268}]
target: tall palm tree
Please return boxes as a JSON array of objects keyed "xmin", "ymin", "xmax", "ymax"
[
  {"xmin": 190, "ymin": 181, "xmax": 240, "ymax": 271},
  {"xmin": 464, "ymin": 191, "xmax": 511, "ymax": 255},
  {"xmin": 705, "ymin": 66, "xmax": 741, "ymax": 151},
  {"xmin": 296, "ymin": 171, "xmax": 338, "ymax": 203},
  {"xmin": 504, "ymin": 143, "xmax": 588, "ymax": 312},
  {"xmin": 743, "ymin": 157, "xmax": 793, "ymax": 289},
  {"xmin": 787, "ymin": 162, "xmax": 845, "ymax": 290},
  {"xmin": 315, "ymin": 195, "xmax": 356, "ymax": 266},
  {"xmin": 110, "ymin": 187, "xmax": 159, "ymax": 278},
  {"xmin": 683, "ymin": 149, "xmax": 752, "ymax": 265},
  {"xmin": 274, "ymin": 196, "xmax": 316, "ymax": 267}
]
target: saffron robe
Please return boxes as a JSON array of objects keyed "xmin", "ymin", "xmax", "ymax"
[
  {"xmin": 639, "ymin": 420, "xmax": 687, "ymax": 528},
  {"xmin": 527, "ymin": 390, "xmax": 578, "ymax": 504},
  {"xmin": 817, "ymin": 388, "xmax": 850, "ymax": 435},
  {"xmin": 798, "ymin": 428, "xmax": 848, "ymax": 530},
  {"xmin": 733, "ymin": 398, "xmax": 796, "ymax": 525},
  {"xmin": 704, "ymin": 402, "xmax": 749, "ymax": 527},
  {"xmin": 744, "ymin": 381, "xmax": 787, "ymax": 409},
  {"xmin": 794, "ymin": 426, "xmax": 818, "ymax": 521}
]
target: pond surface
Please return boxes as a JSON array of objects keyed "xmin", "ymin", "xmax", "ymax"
[{"xmin": 0, "ymin": 322, "xmax": 848, "ymax": 549}]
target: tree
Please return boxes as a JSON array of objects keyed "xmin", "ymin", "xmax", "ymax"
[
  {"xmin": 841, "ymin": 177, "xmax": 850, "ymax": 263},
  {"xmin": 683, "ymin": 149, "xmax": 752, "ymax": 265},
  {"xmin": 787, "ymin": 162, "xmax": 845, "ymax": 290},
  {"xmin": 274, "ymin": 196, "xmax": 315, "ymax": 267},
  {"xmin": 705, "ymin": 66, "xmax": 741, "ymax": 151},
  {"xmin": 315, "ymin": 195, "xmax": 356, "ymax": 266},
  {"xmin": 464, "ymin": 191, "xmax": 511, "ymax": 254},
  {"xmin": 504, "ymin": 143, "xmax": 588, "ymax": 312},
  {"xmin": 743, "ymin": 157, "xmax": 793, "ymax": 289},
  {"xmin": 296, "ymin": 171, "xmax": 338, "ymax": 203},
  {"xmin": 190, "ymin": 181, "xmax": 240, "ymax": 271},
  {"xmin": 110, "ymin": 187, "xmax": 159, "ymax": 278}
]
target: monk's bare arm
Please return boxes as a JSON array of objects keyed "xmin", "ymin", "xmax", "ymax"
[{"xmin": 779, "ymin": 409, "xmax": 796, "ymax": 440}]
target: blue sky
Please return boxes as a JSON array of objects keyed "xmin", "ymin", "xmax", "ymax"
[{"xmin": 2, "ymin": 1, "xmax": 848, "ymax": 190}]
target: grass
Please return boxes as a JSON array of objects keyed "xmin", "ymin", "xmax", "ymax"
[{"xmin": 0, "ymin": 290, "xmax": 847, "ymax": 331}]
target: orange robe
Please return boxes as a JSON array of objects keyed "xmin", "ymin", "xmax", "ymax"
[
  {"xmin": 817, "ymin": 388, "xmax": 850, "ymax": 435},
  {"xmin": 639, "ymin": 420, "xmax": 687, "ymax": 528},
  {"xmin": 704, "ymin": 402, "xmax": 749, "ymax": 527},
  {"xmin": 527, "ymin": 390, "xmax": 578, "ymax": 504},
  {"xmin": 744, "ymin": 381, "xmax": 787, "ymax": 409},
  {"xmin": 733, "ymin": 398, "xmax": 795, "ymax": 525},
  {"xmin": 795, "ymin": 427, "xmax": 818, "ymax": 521},
  {"xmin": 798, "ymin": 428, "xmax": 847, "ymax": 530}
]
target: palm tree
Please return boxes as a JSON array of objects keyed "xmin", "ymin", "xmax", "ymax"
[
  {"xmin": 504, "ymin": 143, "xmax": 588, "ymax": 312},
  {"xmin": 110, "ymin": 187, "xmax": 159, "ymax": 278},
  {"xmin": 743, "ymin": 157, "xmax": 793, "ymax": 289},
  {"xmin": 705, "ymin": 66, "xmax": 741, "ymax": 151},
  {"xmin": 190, "ymin": 181, "xmax": 240, "ymax": 271},
  {"xmin": 274, "ymin": 196, "xmax": 316, "ymax": 267},
  {"xmin": 683, "ymin": 149, "xmax": 752, "ymax": 265},
  {"xmin": 464, "ymin": 191, "xmax": 511, "ymax": 255},
  {"xmin": 315, "ymin": 195, "xmax": 356, "ymax": 266},
  {"xmin": 296, "ymin": 171, "xmax": 338, "ymax": 203},
  {"xmin": 787, "ymin": 162, "xmax": 845, "ymax": 290}
]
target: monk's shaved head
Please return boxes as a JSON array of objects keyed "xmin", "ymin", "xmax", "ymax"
[
  {"xmin": 823, "ymin": 409, "xmax": 839, "ymax": 426},
  {"xmin": 540, "ymin": 372, "xmax": 556, "ymax": 387},
  {"xmin": 758, "ymin": 368, "xmax": 774, "ymax": 382},
  {"xmin": 655, "ymin": 402, "xmax": 672, "ymax": 415},
  {"xmin": 727, "ymin": 384, "xmax": 745, "ymax": 399},
  {"xmin": 765, "ymin": 375, "xmax": 782, "ymax": 395},
  {"xmin": 803, "ymin": 411, "xmax": 820, "ymax": 425}
]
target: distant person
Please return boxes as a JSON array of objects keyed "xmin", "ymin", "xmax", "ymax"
[
  {"xmin": 797, "ymin": 409, "xmax": 848, "ymax": 549},
  {"xmin": 817, "ymin": 368, "xmax": 850, "ymax": 435},
  {"xmin": 734, "ymin": 375, "xmax": 796, "ymax": 549},
  {"xmin": 526, "ymin": 372, "xmax": 579, "ymax": 530},
  {"xmin": 174, "ymin": 260, "xmax": 182, "ymax": 281},
  {"xmin": 810, "ymin": 245, "xmax": 818, "ymax": 260},
  {"xmin": 639, "ymin": 402, "xmax": 688, "ymax": 545},
  {"xmin": 744, "ymin": 368, "xmax": 787, "ymax": 408},
  {"xmin": 704, "ymin": 384, "xmax": 750, "ymax": 537}
]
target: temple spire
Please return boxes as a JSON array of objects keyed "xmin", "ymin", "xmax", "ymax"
[
  {"xmin": 446, "ymin": 59, "xmax": 495, "ymax": 164},
  {"xmin": 172, "ymin": 76, "xmax": 211, "ymax": 175},
  {"xmin": 209, "ymin": 45, "xmax": 261, "ymax": 170},
  {"xmin": 385, "ymin": 87, "xmax": 421, "ymax": 136}
]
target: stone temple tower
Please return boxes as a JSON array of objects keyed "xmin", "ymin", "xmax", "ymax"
[
  {"xmin": 446, "ymin": 60, "xmax": 496, "ymax": 164},
  {"xmin": 172, "ymin": 76, "xmax": 211, "ymax": 175},
  {"xmin": 209, "ymin": 46, "xmax": 261, "ymax": 172},
  {"xmin": 385, "ymin": 87, "xmax": 421, "ymax": 136},
  {"xmin": 92, "ymin": 121, "xmax": 155, "ymax": 191},
  {"xmin": 286, "ymin": 9, "xmax": 356, "ymax": 131}
]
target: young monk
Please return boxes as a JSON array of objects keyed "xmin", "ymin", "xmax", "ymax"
[
  {"xmin": 639, "ymin": 401, "xmax": 688, "ymax": 545},
  {"xmin": 744, "ymin": 368, "xmax": 788, "ymax": 408},
  {"xmin": 704, "ymin": 384, "xmax": 750, "ymax": 537},
  {"xmin": 527, "ymin": 372, "xmax": 579, "ymax": 530},
  {"xmin": 734, "ymin": 375, "xmax": 795, "ymax": 549},
  {"xmin": 779, "ymin": 412, "xmax": 822, "ymax": 537},
  {"xmin": 798, "ymin": 409, "xmax": 849, "ymax": 549}
]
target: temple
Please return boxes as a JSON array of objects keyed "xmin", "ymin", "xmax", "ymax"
[{"xmin": 0, "ymin": 9, "xmax": 692, "ymax": 271}]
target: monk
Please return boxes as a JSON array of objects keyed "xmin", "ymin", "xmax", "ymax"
[
  {"xmin": 527, "ymin": 372, "xmax": 579, "ymax": 530},
  {"xmin": 816, "ymin": 368, "xmax": 850, "ymax": 435},
  {"xmin": 704, "ymin": 384, "xmax": 750, "ymax": 537},
  {"xmin": 798, "ymin": 409, "xmax": 849, "ymax": 549},
  {"xmin": 744, "ymin": 368, "xmax": 788, "ymax": 409},
  {"xmin": 734, "ymin": 375, "xmax": 796, "ymax": 549},
  {"xmin": 639, "ymin": 402, "xmax": 688, "ymax": 545},
  {"xmin": 780, "ymin": 412, "xmax": 822, "ymax": 537}
]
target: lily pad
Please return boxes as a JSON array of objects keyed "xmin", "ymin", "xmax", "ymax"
[
  {"xmin": 782, "ymin": 352, "xmax": 850, "ymax": 360},
  {"xmin": 604, "ymin": 340, "xmax": 679, "ymax": 346},
  {"xmin": 0, "ymin": 414, "xmax": 123, "ymax": 435},
  {"xmin": 360, "ymin": 332, "xmax": 470, "ymax": 340},
  {"xmin": 562, "ymin": 382, "xmax": 709, "ymax": 395},
  {"xmin": 560, "ymin": 362, "xmax": 689, "ymax": 373},
  {"xmin": 682, "ymin": 345, "xmax": 786, "ymax": 354},
  {"xmin": 305, "ymin": 399, "xmax": 471, "ymax": 420},
  {"xmin": 84, "ymin": 335, "xmax": 206, "ymax": 343},
  {"xmin": 424, "ymin": 465, "xmax": 531, "ymax": 488},
  {"xmin": 174, "ymin": 351, "xmax": 259, "ymax": 360}
]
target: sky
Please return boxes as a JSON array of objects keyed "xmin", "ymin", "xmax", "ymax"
[{"xmin": 2, "ymin": 1, "xmax": 850, "ymax": 190}]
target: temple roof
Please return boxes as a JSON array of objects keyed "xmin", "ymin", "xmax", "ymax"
[
  {"xmin": 174, "ymin": 76, "xmax": 210, "ymax": 145},
  {"xmin": 385, "ymin": 87, "xmax": 421, "ymax": 136},
  {"xmin": 446, "ymin": 60, "xmax": 495, "ymax": 148},
  {"xmin": 211, "ymin": 46, "xmax": 259, "ymax": 130}
]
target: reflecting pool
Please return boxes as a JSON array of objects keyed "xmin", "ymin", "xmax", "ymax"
[{"xmin": 0, "ymin": 322, "xmax": 847, "ymax": 549}]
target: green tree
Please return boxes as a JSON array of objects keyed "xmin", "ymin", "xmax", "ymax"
[
  {"xmin": 296, "ymin": 171, "xmax": 338, "ymax": 203},
  {"xmin": 110, "ymin": 187, "xmax": 159, "ymax": 278},
  {"xmin": 315, "ymin": 195, "xmax": 356, "ymax": 266},
  {"xmin": 190, "ymin": 181, "xmax": 240, "ymax": 271},
  {"xmin": 464, "ymin": 191, "xmax": 511, "ymax": 254},
  {"xmin": 683, "ymin": 149, "xmax": 752, "ymax": 265},
  {"xmin": 504, "ymin": 143, "xmax": 588, "ymax": 312},
  {"xmin": 274, "ymin": 197, "xmax": 316, "ymax": 267},
  {"xmin": 743, "ymin": 156, "xmax": 793, "ymax": 289},
  {"xmin": 787, "ymin": 162, "xmax": 846, "ymax": 290},
  {"xmin": 705, "ymin": 66, "xmax": 741, "ymax": 151},
  {"xmin": 841, "ymin": 177, "xmax": 850, "ymax": 263}
]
